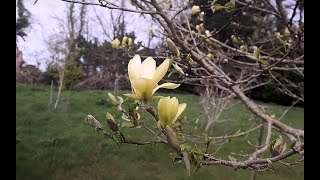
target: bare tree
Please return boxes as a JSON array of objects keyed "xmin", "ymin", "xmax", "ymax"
[
  {"xmin": 200, "ymin": 84, "xmax": 235, "ymax": 132},
  {"xmin": 46, "ymin": 1, "xmax": 88, "ymax": 110}
]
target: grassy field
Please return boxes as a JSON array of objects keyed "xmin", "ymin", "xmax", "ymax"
[{"xmin": 16, "ymin": 83, "xmax": 304, "ymax": 180}]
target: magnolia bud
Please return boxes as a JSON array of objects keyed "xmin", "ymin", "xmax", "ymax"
[
  {"xmin": 164, "ymin": 125, "xmax": 181, "ymax": 153},
  {"xmin": 271, "ymin": 135, "xmax": 287, "ymax": 157},
  {"xmin": 207, "ymin": 53, "xmax": 214, "ymax": 60},
  {"xmin": 284, "ymin": 28, "xmax": 290, "ymax": 36},
  {"xmin": 274, "ymin": 32, "xmax": 282, "ymax": 38},
  {"xmin": 196, "ymin": 25, "xmax": 201, "ymax": 33},
  {"xmin": 112, "ymin": 38, "xmax": 120, "ymax": 49},
  {"xmin": 122, "ymin": 36, "xmax": 128, "ymax": 46},
  {"xmin": 239, "ymin": 45, "xmax": 247, "ymax": 52},
  {"xmin": 199, "ymin": 11, "xmax": 205, "ymax": 21},
  {"xmin": 86, "ymin": 115, "xmax": 102, "ymax": 130},
  {"xmin": 108, "ymin": 92, "xmax": 119, "ymax": 105},
  {"xmin": 205, "ymin": 30, "xmax": 211, "ymax": 37},
  {"xmin": 167, "ymin": 38, "xmax": 180, "ymax": 57},
  {"xmin": 127, "ymin": 38, "xmax": 133, "ymax": 46},
  {"xmin": 106, "ymin": 112, "xmax": 118, "ymax": 132},
  {"xmin": 196, "ymin": 23, "xmax": 204, "ymax": 33},
  {"xmin": 253, "ymin": 46, "xmax": 260, "ymax": 59},
  {"xmin": 192, "ymin": 5, "xmax": 201, "ymax": 15},
  {"xmin": 231, "ymin": 35, "xmax": 238, "ymax": 44}
]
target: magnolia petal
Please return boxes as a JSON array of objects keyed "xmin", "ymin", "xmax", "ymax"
[
  {"xmin": 123, "ymin": 93, "xmax": 140, "ymax": 99},
  {"xmin": 132, "ymin": 79, "xmax": 147, "ymax": 99},
  {"xmin": 169, "ymin": 97, "xmax": 179, "ymax": 124},
  {"xmin": 140, "ymin": 57, "xmax": 156, "ymax": 79},
  {"xmin": 152, "ymin": 83, "xmax": 180, "ymax": 95},
  {"xmin": 128, "ymin": 55, "xmax": 142, "ymax": 83},
  {"xmin": 172, "ymin": 103, "xmax": 187, "ymax": 125},
  {"xmin": 132, "ymin": 78, "xmax": 157, "ymax": 100},
  {"xmin": 153, "ymin": 59, "xmax": 170, "ymax": 83},
  {"xmin": 158, "ymin": 97, "xmax": 169, "ymax": 127}
]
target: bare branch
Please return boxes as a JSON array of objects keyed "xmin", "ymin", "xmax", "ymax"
[
  {"xmin": 60, "ymin": 0, "xmax": 157, "ymax": 14},
  {"xmin": 203, "ymin": 143, "xmax": 304, "ymax": 170}
]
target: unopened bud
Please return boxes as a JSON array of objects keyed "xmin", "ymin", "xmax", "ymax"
[
  {"xmin": 167, "ymin": 38, "xmax": 180, "ymax": 57},
  {"xmin": 122, "ymin": 36, "xmax": 128, "ymax": 46},
  {"xmin": 192, "ymin": 5, "xmax": 201, "ymax": 15},
  {"xmin": 284, "ymin": 28, "xmax": 290, "ymax": 36},
  {"xmin": 199, "ymin": 11, "xmax": 205, "ymax": 21},
  {"xmin": 127, "ymin": 38, "xmax": 133, "ymax": 46},
  {"xmin": 274, "ymin": 32, "xmax": 282, "ymax": 38},
  {"xmin": 207, "ymin": 53, "xmax": 214, "ymax": 60},
  {"xmin": 164, "ymin": 125, "xmax": 181, "ymax": 153},
  {"xmin": 108, "ymin": 92, "xmax": 119, "ymax": 105},
  {"xmin": 112, "ymin": 38, "xmax": 120, "ymax": 49},
  {"xmin": 106, "ymin": 112, "xmax": 118, "ymax": 132},
  {"xmin": 239, "ymin": 45, "xmax": 247, "ymax": 52}
]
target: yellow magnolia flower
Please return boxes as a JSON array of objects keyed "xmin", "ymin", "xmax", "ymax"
[
  {"xmin": 192, "ymin": 5, "xmax": 201, "ymax": 15},
  {"xmin": 122, "ymin": 36, "xmax": 128, "ymax": 46},
  {"xmin": 124, "ymin": 55, "xmax": 180, "ymax": 100},
  {"xmin": 127, "ymin": 38, "xmax": 133, "ymax": 46},
  {"xmin": 112, "ymin": 38, "xmax": 120, "ymax": 49},
  {"xmin": 158, "ymin": 96, "xmax": 187, "ymax": 127}
]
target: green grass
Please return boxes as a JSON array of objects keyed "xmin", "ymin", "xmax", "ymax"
[{"xmin": 16, "ymin": 83, "xmax": 304, "ymax": 180}]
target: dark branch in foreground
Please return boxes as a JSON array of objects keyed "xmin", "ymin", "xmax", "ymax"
[{"xmin": 202, "ymin": 143, "xmax": 304, "ymax": 170}]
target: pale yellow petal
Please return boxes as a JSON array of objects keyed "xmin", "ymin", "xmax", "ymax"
[
  {"xmin": 123, "ymin": 93, "xmax": 140, "ymax": 99},
  {"xmin": 131, "ymin": 78, "xmax": 147, "ymax": 99},
  {"xmin": 172, "ymin": 103, "xmax": 187, "ymax": 125},
  {"xmin": 152, "ymin": 83, "xmax": 180, "ymax": 95},
  {"xmin": 140, "ymin": 57, "xmax": 156, "ymax": 79},
  {"xmin": 169, "ymin": 97, "xmax": 179, "ymax": 124},
  {"xmin": 132, "ymin": 78, "xmax": 157, "ymax": 100},
  {"xmin": 144, "ymin": 79, "xmax": 158, "ymax": 100},
  {"xmin": 158, "ymin": 97, "xmax": 169, "ymax": 127},
  {"xmin": 153, "ymin": 59, "xmax": 170, "ymax": 83},
  {"xmin": 128, "ymin": 55, "xmax": 142, "ymax": 83}
]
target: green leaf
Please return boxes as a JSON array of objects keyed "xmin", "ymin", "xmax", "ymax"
[
  {"xmin": 113, "ymin": 131, "xmax": 123, "ymax": 147},
  {"xmin": 270, "ymin": 139, "xmax": 276, "ymax": 154},
  {"xmin": 190, "ymin": 152, "xmax": 201, "ymax": 174},
  {"xmin": 258, "ymin": 59, "xmax": 270, "ymax": 66},
  {"xmin": 203, "ymin": 133, "xmax": 210, "ymax": 147},
  {"xmin": 120, "ymin": 121, "xmax": 134, "ymax": 128},
  {"xmin": 168, "ymin": 152, "xmax": 176, "ymax": 162},
  {"xmin": 149, "ymin": 141, "xmax": 156, "ymax": 153},
  {"xmin": 247, "ymin": 55, "xmax": 270, "ymax": 66},
  {"xmin": 180, "ymin": 143, "xmax": 192, "ymax": 152},
  {"xmin": 225, "ymin": 0, "xmax": 235, "ymax": 10},
  {"xmin": 211, "ymin": 3, "xmax": 225, "ymax": 11},
  {"xmin": 253, "ymin": 46, "xmax": 261, "ymax": 59}
]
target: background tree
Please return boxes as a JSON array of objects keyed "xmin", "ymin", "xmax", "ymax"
[{"xmin": 16, "ymin": 0, "xmax": 31, "ymax": 41}]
